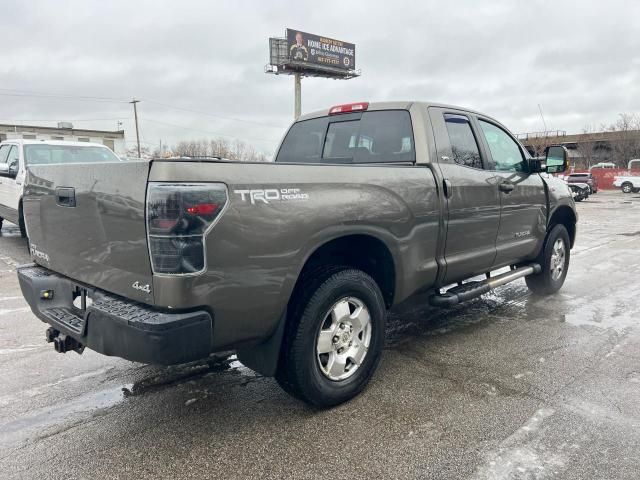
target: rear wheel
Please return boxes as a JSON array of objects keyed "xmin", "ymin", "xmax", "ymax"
[
  {"xmin": 526, "ymin": 224, "xmax": 570, "ymax": 295},
  {"xmin": 276, "ymin": 268, "xmax": 386, "ymax": 408},
  {"xmin": 622, "ymin": 182, "xmax": 633, "ymax": 194},
  {"xmin": 18, "ymin": 208, "xmax": 27, "ymax": 238}
]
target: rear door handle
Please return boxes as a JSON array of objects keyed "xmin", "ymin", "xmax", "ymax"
[
  {"xmin": 499, "ymin": 182, "xmax": 515, "ymax": 193},
  {"xmin": 443, "ymin": 179, "xmax": 453, "ymax": 198}
]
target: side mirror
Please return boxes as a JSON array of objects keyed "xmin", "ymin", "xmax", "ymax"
[
  {"xmin": 0, "ymin": 161, "xmax": 18, "ymax": 178},
  {"xmin": 545, "ymin": 145, "xmax": 569, "ymax": 173},
  {"xmin": 8, "ymin": 160, "xmax": 18, "ymax": 175},
  {"xmin": 527, "ymin": 158, "xmax": 546, "ymax": 173}
]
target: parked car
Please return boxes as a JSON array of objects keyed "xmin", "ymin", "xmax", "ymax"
[
  {"xmin": 566, "ymin": 172, "xmax": 598, "ymax": 193},
  {"xmin": 17, "ymin": 101, "xmax": 576, "ymax": 407},
  {"xmin": 564, "ymin": 180, "xmax": 590, "ymax": 201},
  {"xmin": 613, "ymin": 175, "xmax": 640, "ymax": 193},
  {"xmin": 0, "ymin": 140, "xmax": 121, "ymax": 236}
]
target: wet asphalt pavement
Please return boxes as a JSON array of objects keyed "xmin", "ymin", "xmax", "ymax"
[{"xmin": 0, "ymin": 191, "xmax": 639, "ymax": 479}]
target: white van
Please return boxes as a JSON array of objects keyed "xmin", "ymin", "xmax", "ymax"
[
  {"xmin": 0, "ymin": 139, "xmax": 121, "ymax": 236},
  {"xmin": 589, "ymin": 162, "xmax": 616, "ymax": 170}
]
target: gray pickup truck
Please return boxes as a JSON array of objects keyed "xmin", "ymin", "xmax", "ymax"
[{"xmin": 17, "ymin": 101, "xmax": 576, "ymax": 407}]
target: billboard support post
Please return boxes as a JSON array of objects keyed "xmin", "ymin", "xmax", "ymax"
[
  {"xmin": 266, "ymin": 28, "xmax": 361, "ymax": 120},
  {"xmin": 294, "ymin": 73, "xmax": 301, "ymax": 119}
]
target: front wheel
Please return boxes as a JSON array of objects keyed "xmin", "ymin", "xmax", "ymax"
[
  {"xmin": 622, "ymin": 182, "xmax": 633, "ymax": 194},
  {"xmin": 526, "ymin": 224, "xmax": 570, "ymax": 295},
  {"xmin": 276, "ymin": 268, "xmax": 386, "ymax": 408}
]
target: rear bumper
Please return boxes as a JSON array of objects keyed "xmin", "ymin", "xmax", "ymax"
[{"xmin": 17, "ymin": 264, "xmax": 213, "ymax": 365}]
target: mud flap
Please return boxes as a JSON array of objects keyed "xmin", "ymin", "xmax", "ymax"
[{"xmin": 237, "ymin": 309, "xmax": 287, "ymax": 377}]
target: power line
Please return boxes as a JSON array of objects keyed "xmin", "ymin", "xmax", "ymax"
[
  {"xmin": 140, "ymin": 117, "xmax": 279, "ymax": 144},
  {"xmin": 0, "ymin": 117, "xmax": 126, "ymax": 123},
  {"xmin": 0, "ymin": 87, "xmax": 288, "ymax": 129},
  {"xmin": 141, "ymin": 98, "xmax": 286, "ymax": 129},
  {"xmin": 0, "ymin": 88, "xmax": 128, "ymax": 103}
]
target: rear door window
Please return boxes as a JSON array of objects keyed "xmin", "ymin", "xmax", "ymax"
[
  {"xmin": 443, "ymin": 114, "xmax": 483, "ymax": 169},
  {"xmin": 276, "ymin": 110, "xmax": 414, "ymax": 164}
]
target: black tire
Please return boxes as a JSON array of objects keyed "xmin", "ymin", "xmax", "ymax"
[
  {"xmin": 0, "ymin": 217, "xmax": 3, "ymax": 232},
  {"xmin": 622, "ymin": 182, "xmax": 633, "ymax": 194},
  {"xmin": 276, "ymin": 268, "xmax": 386, "ymax": 408},
  {"xmin": 18, "ymin": 205, "xmax": 27, "ymax": 238},
  {"xmin": 526, "ymin": 224, "xmax": 570, "ymax": 295}
]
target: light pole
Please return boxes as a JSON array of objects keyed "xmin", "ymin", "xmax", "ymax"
[{"xmin": 130, "ymin": 99, "xmax": 141, "ymax": 158}]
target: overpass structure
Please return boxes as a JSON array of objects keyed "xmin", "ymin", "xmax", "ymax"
[{"xmin": 516, "ymin": 129, "xmax": 640, "ymax": 170}]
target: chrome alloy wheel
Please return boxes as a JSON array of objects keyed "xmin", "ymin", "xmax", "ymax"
[
  {"xmin": 316, "ymin": 297, "xmax": 372, "ymax": 381},
  {"xmin": 550, "ymin": 238, "xmax": 566, "ymax": 281}
]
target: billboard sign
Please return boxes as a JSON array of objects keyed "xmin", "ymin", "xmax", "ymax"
[{"xmin": 286, "ymin": 29, "xmax": 356, "ymax": 70}]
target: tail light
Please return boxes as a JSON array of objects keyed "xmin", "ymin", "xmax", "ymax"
[{"xmin": 146, "ymin": 183, "xmax": 227, "ymax": 274}]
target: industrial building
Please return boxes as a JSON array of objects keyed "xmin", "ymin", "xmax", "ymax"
[{"xmin": 0, "ymin": 122, "xmax": 126, "ymax": 156}]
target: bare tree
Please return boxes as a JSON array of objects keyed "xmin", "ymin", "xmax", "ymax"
[
  {"xmin": 170, "ymin": 138, "xmax": 270, "ymax": 162},
  {"xmin": 607, "ymin": 113, "xmax": 640, "ymax": 166}
]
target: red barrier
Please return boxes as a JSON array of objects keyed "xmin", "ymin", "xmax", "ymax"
[{"xmin": 570, "ymin": 168, "xmax": 632, "ymax": 190}]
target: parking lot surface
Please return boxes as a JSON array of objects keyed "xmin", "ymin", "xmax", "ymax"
[{"xmin": 0, "ymin": 191, "xmax": 638, "ymax": 479}]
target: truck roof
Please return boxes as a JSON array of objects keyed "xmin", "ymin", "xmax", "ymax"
[
  {"xmin": 297, "ymin": 101, "xmax": 487, "ymax": 122},
  {"xmin": 0, "ymin": 139, "xmax": 109, "ymax": 148}
]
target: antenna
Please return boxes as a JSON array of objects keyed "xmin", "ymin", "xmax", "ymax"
[{"xmin": 538, "ymin": 104, "xmax": 548, "ymax": 134}]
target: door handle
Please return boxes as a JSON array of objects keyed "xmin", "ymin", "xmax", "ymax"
[
  {"xmin": 55, "ymin": 187, "xmax": 76, "ymax": 207},
  {"xmin": 443, "ymin": 179, "xmax": 453, "ymax": 198},
  {"xmin": 499, "ymin": 182, "xmax": 515, "ymax": 193}
]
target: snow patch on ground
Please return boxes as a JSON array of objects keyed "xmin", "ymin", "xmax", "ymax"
[{"xmin": 473, "ymin": 408, "xmax": 566, "ymax": 479}]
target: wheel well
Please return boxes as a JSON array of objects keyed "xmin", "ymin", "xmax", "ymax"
[
  {"xmin": 549, "ymin": 206, "xmax": 576, "ymax": 248},
  {"xmin": 294, "ymin": 235, "xmax": 396, "ymax": 308}
]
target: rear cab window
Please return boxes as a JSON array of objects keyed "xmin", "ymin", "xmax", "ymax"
[
  {"xmin": 276, "ymin": 110, "xmax": 414, "ymax": 164},
  {"xmin": 24, "ymin": 145, "xmax": 121, "ymax": 165}
]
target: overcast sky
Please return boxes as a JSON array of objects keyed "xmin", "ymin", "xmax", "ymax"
[{"xmin": 2, "ymin": 0, "xmax": 639, "ymax": 155}]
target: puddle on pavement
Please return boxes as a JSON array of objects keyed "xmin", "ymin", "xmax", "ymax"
[
  {"xmin": 385, "ymin": 282, "xmax": 531, "ymax": 348},
  {"xmin": 0, "ymin": 353, "xmax": 254, "ymax": 448},
  {"xmin": 0, "ymin": 383, "xmax": 133, "ymax": 447},
  {"xmin": 121, "ymin": 353, "xmax": 243, "ymax": 397},
  {"xmin": 562, "ymin": 301, "xmax": 637, "ymax": 333},
  {"xmin": 0, "ymin": 223, "xmax": 21, "ymax": 238}
]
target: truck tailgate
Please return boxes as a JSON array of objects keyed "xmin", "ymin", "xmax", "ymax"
[{"xmin": 23, "ymin": 161, "xmax": 154, "ymax": 303}]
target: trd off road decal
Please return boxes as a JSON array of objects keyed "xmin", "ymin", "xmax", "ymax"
[{"xmin": 234, "ymin": 187, "xmax": 309, "ymax": 205}]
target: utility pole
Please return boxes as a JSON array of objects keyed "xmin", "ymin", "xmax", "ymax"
[
  {"xmin": 294, "ymin": 73, "xmax": 301, "ymax": 119},
  {"xmin": 538, "ymin": 104, "xmax": 548, "ymax": 134},
  {"xmin": 130, "ymin": 99, "xmax": 141, "ymax": 158}
]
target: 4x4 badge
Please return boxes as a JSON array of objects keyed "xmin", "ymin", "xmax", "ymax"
[{"xmin": 132, "ymin": 281, "xmax": 151, "ymax": 294}]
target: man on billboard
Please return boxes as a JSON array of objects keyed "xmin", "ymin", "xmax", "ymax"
[{"xmin": 289, "ymin": 32, "xmax": 308, "ymax": 62}]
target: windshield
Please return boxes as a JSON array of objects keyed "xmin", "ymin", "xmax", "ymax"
[{"xmin": 24, "ymin": 145, "xmax": 121, "ymax": 165}]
